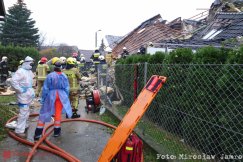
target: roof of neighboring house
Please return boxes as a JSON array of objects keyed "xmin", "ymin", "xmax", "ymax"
[
  {"xmin": 158, "ymin": 12, "xmax": 243, "ymax": 50},
  {"xmin": 0, "ymin": 0, "xmax": 5, "ymax": 21},
  {"xmin": 105, "ymin": 35, "xmax": 123, "ymax": 49},
  {"xmin": 192, "ymin": 12, "xmax": 243, "ymax": 40},
  {"xmin": 79, "ymin": 49, "xmax": 94, "ymax": 62},
  {"xmin": 112, "ymin": 14, "xmax": 183, "ymax": 57}
]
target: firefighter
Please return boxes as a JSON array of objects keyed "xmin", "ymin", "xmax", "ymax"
[
  {"xmin": 36, "ymin": 57, "xmax": 50, "ymax": 97},
  {"xmin": 34, "ymin": 57, "xmax": 72, "ymax": 140},
  {"xmin": 105, "ymin": 49, "xmax": 112, "ymax": 67},
  {"xmin": 0, "ymin": 56, "xmax": 9, "ymax": 86},
  {"xmin": 63, "ymin": 57, "xmax": 82, "ymax": 118},
  {"xmin": 98, "ymin": 55, "xmax": 107, "ymax": 86},
  {"xmin": 121, "ymin": 47, "xmax": 129, "ymax": 59},
  {"xmin": 72, "ymin": 52, "xmax": 80, "ymax": 61},
  {"xmin": 60, "ymin": 56, "xmax": 67, "ymax": 70},
  {"xmin": 10, "ymin": 56, "xmax": 35, "ymax": 138},
  {"xmin": 79, "ymin": 54, "xmax": 86, "ymax": 71},
  {"xmin": 90, "ymin": 48, "xmax": 100, "ymax": 73}
]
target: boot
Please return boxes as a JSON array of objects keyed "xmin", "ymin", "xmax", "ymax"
[
  {"xmin": 54, "ymin": 127, "xmax": 61, "ymax": 137},
  {"xmin": 34, "ymin": 128, "xmax": 43, "ymax": 141},
  {"xmin": 71, "ymin": 109, "xmax": 80, "ymax": 118}
]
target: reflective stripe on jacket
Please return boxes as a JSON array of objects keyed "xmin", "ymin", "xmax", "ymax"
[
  {"xmin": 37, "ymin": 64, "xmax": 49, "ymax": 80},
  {"xmin": 63, "ymin": 68, "xmax": 81, "ymax": 91}
]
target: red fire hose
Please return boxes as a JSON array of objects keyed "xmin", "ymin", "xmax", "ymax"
[{"xmin": 6, "ymin": 113, "xmax": 117, "ymax": 162}]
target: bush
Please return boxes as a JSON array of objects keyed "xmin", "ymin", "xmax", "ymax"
[
  {"xmin": 166, "ymin": 48, "xmax": 194, "ymax": 64},
  {"xmin": 0, "ymin": 45, "xmax": 40, "ymax": 71},
  {"xmin": 194, "ymin": 46, "xmax": 228, "ymax": 64},
  {"xmin": 148, "ymin": 51, "xmax": 166, "ymax": 64}
]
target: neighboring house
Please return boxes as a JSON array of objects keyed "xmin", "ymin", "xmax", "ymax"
[
  {"xmin": 79, "ymin": 49, "xmax": 94, "ymax": 62},
  {"xmin": 105, "ymin": 35, "xmax": 123, "ymax": 50}
]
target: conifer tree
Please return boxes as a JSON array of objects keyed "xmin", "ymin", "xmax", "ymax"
[{"xmin": 0, "ymin": 0, "xmax": 39, "ymax": 47}]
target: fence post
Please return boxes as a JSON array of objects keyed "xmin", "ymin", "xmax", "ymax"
[{"xmin": 144, "ymin": 62, "xmax": 148, "ymax": 86}]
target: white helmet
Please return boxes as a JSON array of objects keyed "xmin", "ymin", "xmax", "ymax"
[
  {"xmin": 80, "ymin": 54, "xmax": 84, "ymax": 57},
  {"xmin": 60, "ymin": 57, "xmax": 66, "ymax": 64},
  {"xmin": 123, "ymin": 47, "xmax": 127, "ymax": 50},
  {"xmin": 2, "ymin": 56, "xmax": 7, "ymax": 62},
  {"xmin": 80, "ymin": 56, "xmax": 85, "ymax": 62},
  {"xmin": 99, "ymin": 55, "xmax": 105, "ymax": 61},
  {"xmin": 73, "ymin": 57, "xmax": 77, "ymax": 62}
]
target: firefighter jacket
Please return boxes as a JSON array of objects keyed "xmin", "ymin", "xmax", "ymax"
[
  {"xmin": 91, "ymin": 52, "xmax": 100, "ymax": 64},
  {"xmin": 63, "ymin": 68, "xmax": 81, "ymax": 92},
  {"xmin": 36, "ymin": 64, "xmax": 50, "ymax": 81},
  {"xmin": 99, "ymin": 60, "xmax": 107, "ymax": 77},
  {"xmin": 79, "ymin": 61, "xmax": 85, "ymax": 67},
  {"xmin": 0, "ymin": 61, "xmax": 9, "ymax": 77},
  {"xmin": 105, "ymin": 53, "xmax": 112, "ymax": 66}
]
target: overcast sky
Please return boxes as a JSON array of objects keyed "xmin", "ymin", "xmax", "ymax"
[{"xmin": 4, "ymin": 0, "xmax": 213, "ymax": 50}]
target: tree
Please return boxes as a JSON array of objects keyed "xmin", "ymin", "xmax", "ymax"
[{"xmin": 0, "ymin": 0, "xmax": 39, "ymax": 47}]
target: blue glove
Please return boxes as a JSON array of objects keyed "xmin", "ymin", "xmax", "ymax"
[{"xmin": 21, "ymin": 87, "xmax": 28, "ymax": 93}]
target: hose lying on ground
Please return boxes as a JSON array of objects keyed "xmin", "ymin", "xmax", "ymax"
[{"xmin": 6, "ymin": 113, "xmax": 117, "ymax": 162}]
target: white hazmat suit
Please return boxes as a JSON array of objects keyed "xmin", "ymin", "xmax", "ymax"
[{"xmin": 10, "ymin": 56, "xmax": 35, "ymax": 134}]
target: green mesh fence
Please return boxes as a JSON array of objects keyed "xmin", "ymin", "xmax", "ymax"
[{"xmin": 98, "ymin": 63, "xmax": 243, "ymax": 161}]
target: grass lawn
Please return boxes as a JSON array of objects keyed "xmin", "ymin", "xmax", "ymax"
[
  {"xmin": 100, "ymin": 110, "xmax": 165, "ymax": 162},
  {"xmin": 0, "ymin": 95, "xmax": 18, "ymax": 141},
  {"xmin": 116, "ymin": 105, "xmax": 200, "ymax": 162}
]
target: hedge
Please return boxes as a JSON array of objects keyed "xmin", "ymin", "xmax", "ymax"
[{"xmin": 0, "ymin": 45, "xmax": 40, "ymax": 72}]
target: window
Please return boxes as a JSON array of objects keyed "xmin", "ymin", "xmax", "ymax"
[{"xmin": 202, "ymin": 29, "xmax": 223, "ymax": 40}]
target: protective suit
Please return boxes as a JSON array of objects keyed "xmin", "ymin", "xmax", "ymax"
[
  {"xmin": 10, "ymin": 56, "xmax": 35, "ymax": 137},
  {"xmin": 39, "ymin": 72, "xmax": 72, "ymax": 122},
  {"xmin": 34, "ymin": 58, "xmax": 72, "ymax": 140}
]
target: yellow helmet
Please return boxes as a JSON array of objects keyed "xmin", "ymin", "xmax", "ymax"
[
  {"xmin": 52, "ymin": 57, "xmax": 60, "ymax": 65},
  {"xmin": 19, "ymin": 60, "xmax": 24, "ymax": 65},
  {"xmin": 66, "ymin": 57, "xmax": 75, "ymax": 65}
]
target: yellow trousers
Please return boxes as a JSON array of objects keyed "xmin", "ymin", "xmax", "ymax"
[
  {"xmin": 69, "ymin": 91, "xmax": 79, "ymax": 110},
  {"xmin": 36, "ymin": 80, "xmax": 44, "ymax": 97}
]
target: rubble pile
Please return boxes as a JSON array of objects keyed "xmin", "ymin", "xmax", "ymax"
[{"xmin": 79, "ymin": 76, "xmax": 97, "ymax": 98}]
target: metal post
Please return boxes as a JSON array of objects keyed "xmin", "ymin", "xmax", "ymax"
[
  {"xmin": 95, "ymin": 32, "xmax": 97, "ymax": 48},
  {"xmin": 95, "ymin": 29, "xmax": 101, "ymax": 48},
  {"xmin": 144, "ymin": 62, "xmax": 147, "ymax": 86}
]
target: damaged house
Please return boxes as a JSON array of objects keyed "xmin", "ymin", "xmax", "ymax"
[
  {"xmin": 111, "ymin": 14, "xmax": 184, "ymax": 58},
  {"xmin": 158, "ymin": 0, "xmax": 243, "ymax": 51},
  {"xmin": 110, "ymin": 0, "xmax": 243, "ymax": 57}
]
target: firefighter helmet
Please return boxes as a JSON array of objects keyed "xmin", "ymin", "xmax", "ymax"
[
  {"xmin": 60, "ymin": 57, "xmax": 66, "ymax": 64},
  {"xmin": 72, "ymin": 52, "xmax": 78, "ymax": 57},
  {"xmin": 66, "ymin": 57, "xmax": 75, "ymax": 65},
  {"xmin": 99, "ymin": 55, "xmax": 105, "ymax": 61},
  {"xmin": 19, "ymin": 60, "xmax": 24, "ymax": 65},
  {"xmin": 80, "ymin": 57, "xmax": 85, "ymax": 62},
  {"xmin": 52, "ymin": 57, "xmax": 60, "ymax": 65},
  {"xmin": 40, "ymin": 57, "xmax": 48, "ymax": 63},
  {"xmin": 2, "ymin": 56, "xmax": 7, "ymax": 62}
]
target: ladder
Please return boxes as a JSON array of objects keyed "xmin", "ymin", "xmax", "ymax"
[{"xmin": 98, "ymin": 75, "xmax": 167, "ymax": 162}]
